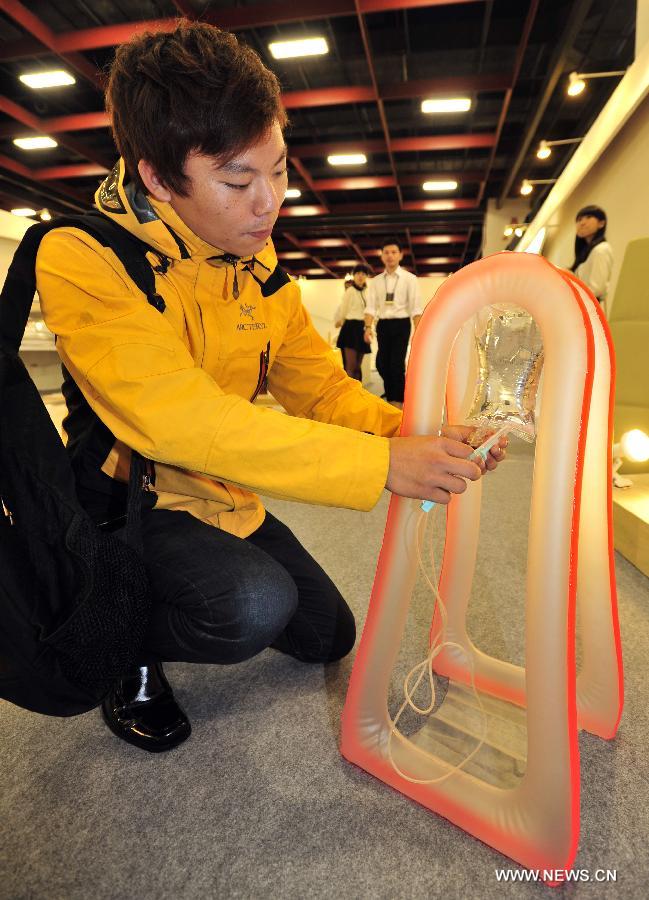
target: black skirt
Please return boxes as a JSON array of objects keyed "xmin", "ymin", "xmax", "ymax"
[{"xmin": 336, "ymin": 319, "xmax": 370, "ymax": 354}]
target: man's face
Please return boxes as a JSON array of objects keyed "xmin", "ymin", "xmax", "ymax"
[
  {"xmin": 353, "ymin": 270, "xmax": 367, "ymax": 288},
  {"xmin": 381, "ymin": 244, "xmax": 403, "ymax": 271},
  {"xmin": 166, "ymin": 121, "xmax": 288, "ymax": 257}
]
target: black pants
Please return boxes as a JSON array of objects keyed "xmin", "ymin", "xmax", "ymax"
[
  {"xmin": 138, "ymin": 509, "xmax": 355, "ymax": 666},
  {"xmin": 376, "ymin": 318, "xmax": 411, "ymax": 402}
]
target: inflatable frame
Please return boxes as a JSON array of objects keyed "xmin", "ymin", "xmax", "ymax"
[{"xmin": 341, "ymin": 252, "xmax": 623, "ymax": 878}]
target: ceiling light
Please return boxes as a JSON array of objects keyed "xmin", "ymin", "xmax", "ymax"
[
  {"xmin": 514, "ymin": 227, "xmax": 524, "ymax": 237},
  {"xmin": 327, "ymin": 154, "xmax": 367, "ymax": 166},
  {"xmin": 19, "ymin": 70, "xmax": 76, "ymax": 89},
  {"xmin": 422, "ymin": 180, "xmax": 458, "ymax": 192},
  {"xmin": 285, "ymin": 188, "xmax": 301, "ymax": 199},
  {"xmin": 13, "ymin": 136, "xmax": 57, "ymax": 150},
  {"xmin": 537, "ymin": 136, "xmax": 584, "ymax": 159},
  {"xmin": 40, "ymin": 209, "xmax": 52, "ymax": 221},
  {"xmin": 520, "ymin": 177, "xmax": 557, "ymax": 195},
  {"xmin": 567, "ymin": 69, "xmax": 626, "ymax": 98},
  {"xmin": 269, "ymin": 38, "xmax": 328, "ymax": 59},
  {"xmin": 504, "ymin": 226, "xmax": 514, "ymax": 237},
  {"xmin": 567, "ymin": 72, "xmax": 586, "ymax": 96},
  {"xmin": 421, "ymin": 98, "xmax": 471, "ymax": 114},
  {"xmin": 11, "ymin": 208, "xmax": 37, "ymax": 217}
]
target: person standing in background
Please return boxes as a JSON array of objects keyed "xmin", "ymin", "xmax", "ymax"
[
  {"xmin": 570, "ymin": 205, "xmax": 613, "ymax": 306},
  {"xmin": 364, "ymin": 239, "xmax": 422, "ymax": 409},
  {"xmin": 335, "ymin": 264, "xmax": 371, "ymax": 381}
]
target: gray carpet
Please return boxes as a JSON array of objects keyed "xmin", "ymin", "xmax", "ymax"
[{"xmin": 2, "ymin": 441, "xmax": 648, "ymax": 900}]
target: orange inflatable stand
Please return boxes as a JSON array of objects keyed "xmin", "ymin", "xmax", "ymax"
[{"xmin": 341, "ymin": 252, "xmax": 623, "ymax": 879}]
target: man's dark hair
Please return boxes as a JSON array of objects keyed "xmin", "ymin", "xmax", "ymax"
[
  {"xmin": 352, "ymin": 264, "xmax": 370, "ymax": 275},
  {"xmin": 106, "ymin": 21, "xmax": 288, "ymax": 196},
  {"xmin": 381, "ymin": 238, "xmax": 402, "ymax": 251}
]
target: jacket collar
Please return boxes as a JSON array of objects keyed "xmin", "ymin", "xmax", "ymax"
[{"xmin": 94, "ymin": 159, "xmax": 277, "ymax": 274}]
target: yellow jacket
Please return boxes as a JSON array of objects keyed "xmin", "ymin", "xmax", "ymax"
[{"xmin": 36, "ymin": 160, "xmax": 402, "ymax": 537}]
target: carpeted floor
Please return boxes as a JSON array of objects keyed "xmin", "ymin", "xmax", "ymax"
[{"xmin": 2, "ymin": 438, "xmax": 648, "ymax": 899}]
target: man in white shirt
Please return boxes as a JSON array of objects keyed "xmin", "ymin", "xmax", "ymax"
[{"xmin": 364, "ymin": 239, "xmax": 423, "ymax": 408}]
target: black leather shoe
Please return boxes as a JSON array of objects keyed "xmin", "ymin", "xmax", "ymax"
[{"xmin": 101, "ymin": 663, "xmax": 191, "ymax": 753}]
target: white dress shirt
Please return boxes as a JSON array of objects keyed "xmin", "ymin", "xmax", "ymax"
[
  {"xmin": 365, "ymin": 266, "xmax": 423, "ymax": 320},
  {"xmin": 335, "ymin": 284, "xmax": 367, "ymax": 322}
]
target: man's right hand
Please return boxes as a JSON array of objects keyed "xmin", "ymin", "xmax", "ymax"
[{"xmin": 386, "ymin": 435, "xmax": 485, "ymax": 505}]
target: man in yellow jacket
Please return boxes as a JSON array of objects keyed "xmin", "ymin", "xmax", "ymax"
[{"xmin": 36, "ymin": 22, "xmax": 506, "ymax": 752}]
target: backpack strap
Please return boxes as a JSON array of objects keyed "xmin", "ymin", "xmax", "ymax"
[
  {"xmin": 80, "ymin": 211, "xmax": 167, "ymax": 314},
  {"xmin": 0, "ymin": 213, "xmax": 166, "ymax": 354}
]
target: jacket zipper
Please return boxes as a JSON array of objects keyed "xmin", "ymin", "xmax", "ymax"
[
  {"xmin": 1, "ymin": 496, "xmax": 14, "ymax": 525},
  {"xmin": 250, "ymin": 341, "xmax": 271, "ymax": 402}
]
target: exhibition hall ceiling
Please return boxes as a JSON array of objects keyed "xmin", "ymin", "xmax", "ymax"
[{"xmin": 0, "ymin": 0, "xmax": 636, "ymax": 276}]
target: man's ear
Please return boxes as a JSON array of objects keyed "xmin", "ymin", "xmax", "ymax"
[{"xmin": 137, "ymin": 160, "xmax": 172, "ymax": 202}]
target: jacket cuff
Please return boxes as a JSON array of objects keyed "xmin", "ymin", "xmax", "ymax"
[{"xmin": 341, "ymin": 432, "xmax": 391, "ymax": 510}]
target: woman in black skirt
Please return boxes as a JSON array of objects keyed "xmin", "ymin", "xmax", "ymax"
[{"xmin": 335, "ymin": 264, "xmax": 371, "ymax": 381}]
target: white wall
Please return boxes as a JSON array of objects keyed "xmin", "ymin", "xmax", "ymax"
[{"xmin": 540, "ymin": 92, "xmax": 649, "ymax": 314}]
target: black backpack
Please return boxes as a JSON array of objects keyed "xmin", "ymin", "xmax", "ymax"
[{"xmin": 0, "ymin": 212, "xmax": 167, "ymax": 717}]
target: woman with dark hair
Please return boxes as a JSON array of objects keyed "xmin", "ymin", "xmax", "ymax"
[
  {"xmin": 335, "ymin": 264, "xmax": 371, "ymax": 381},
  {"xmin": 570, "ymin": 205, "xmax": 613, "ymax": 304}
]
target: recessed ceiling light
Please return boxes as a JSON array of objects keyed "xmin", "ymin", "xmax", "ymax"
[
  {"xmin": 422, "ymin": 180, "xmax": 458, "ymax": 191},
  {"xmin": 285, "ymin": 188, "xmax": 302, "ymax": 199},
  {"xmin": 269, "ymin": 38, "xmax": 328, "ymax": 59},
  {"xmin": 13, "ymin": 136, "xmax": 58, "ymax": 150},
  {"xmin": 11, "ymin": 207, "xmax": 37, "ymax": 217},
  {"xmin": 421, "ymin": 98, "xmax": 471, "ymax": 114},
  {"xmin": 327, "ymin": 154, "xmax": 367, "ymax": 166},
  {"xmin": 19, "ymin": 70, "xmax": 76, "ymax": 89}
]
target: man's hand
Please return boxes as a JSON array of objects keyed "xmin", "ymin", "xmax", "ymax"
[
  {"xmin": 386, "ymin": 427, "xmax": 508, "ymax": 504},
  {"xmin": 441, "ymin": 424, "xmax": 508, "ymax": 472}
]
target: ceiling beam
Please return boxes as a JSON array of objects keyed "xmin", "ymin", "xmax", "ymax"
[
  {"xmin": 280, "ymin": 199, "xmax": 478, "ymax": 218},
  {"xmin": 0, "ymin": 2, "xmax": 487, "ymax": 59},
  {"xmin": 0, "ymin": 94, "xmax": 114, "ymax": 168},
  {"xmin": 477, "ymin": 0, "xmax": 540, "ymax": 206},
  {"xmin": 354, "ymin": 0, "xmax": 412, "ymax": 267},
  {"xmin": 381, "ymin": 73, "xmax": 511, "ymax": 100},
  {"xmin": 283, "ymin": 87, "xmax": 376, "ymax": 109},
  {"xmin": 282, "ymin": 232, "xmax": 338, "ymax": 277},
  {"xmin": 498, "ymin": 0, "xmax": 594, "ymax": 205},
  {"xmin": 288, "ymin": 158, "xmax": 330, "ymax": 212},
  {"xmin": 34, "ymin": 163, "xmax": 109, "ymax": 181},
  {"xmin": 311, "ymin": 172, "xmax": 488, "ymax": 190},
  {"xmin": 290, "ymin": 134, "xmax": 496, "ymax": 158}
]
